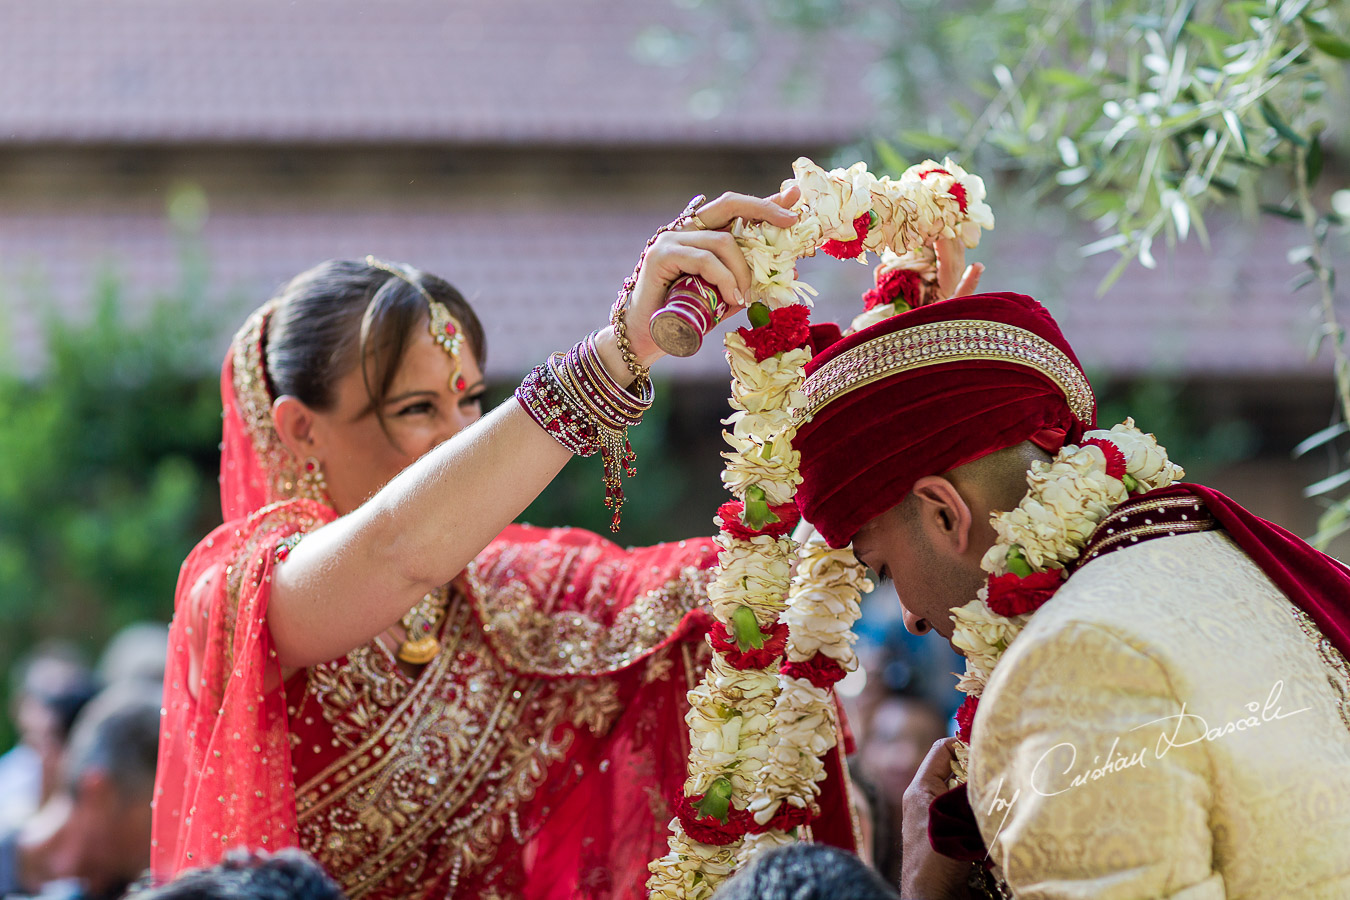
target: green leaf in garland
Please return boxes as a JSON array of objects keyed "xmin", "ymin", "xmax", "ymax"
[
  {"xmin": 1006, "ymin": 545, "xmax": 1033, "ymax": 577},
  {"xmin": 731, "ymin": 605, "xmax": 768, "ymax": 651},
  {"xmin": 742, "ymin": 485, "xmax": 781, "ymax": 530},
  {"xmin": 746, "ymin": 301, "xmax": 771, "ymax": 329},
  {"xmin": 693, "ymin": 777, "xmax": 735, "ymax": 822},
  {"xmin": 1122, "ymin": 473, "xmax": 1140, "ymax": 493}
]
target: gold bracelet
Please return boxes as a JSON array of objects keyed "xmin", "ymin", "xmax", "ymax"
[{"xmin": 610, "ymin": 290, "xmax": 651, "ymax": 389}]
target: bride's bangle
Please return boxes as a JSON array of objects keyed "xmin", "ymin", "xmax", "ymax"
[{"xmin": 515, "ymin": 333, "xmax": 655, "ymax": 531}]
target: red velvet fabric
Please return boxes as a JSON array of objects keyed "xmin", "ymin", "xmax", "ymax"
[
  {"xmin": 795, "ymin": 293, "xmax": 1093, "ymax": 548},
  {"xmin": 928, "ymin": 784, "xmax": 985, "ymax": 863}
]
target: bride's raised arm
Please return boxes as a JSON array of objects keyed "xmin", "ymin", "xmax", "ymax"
[{"xmin": 267, "ymin": 191, "xmax": 797, "ymax": 669}]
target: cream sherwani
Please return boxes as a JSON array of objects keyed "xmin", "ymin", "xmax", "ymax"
[{"xmin": 967, "ymin": 530, "xmax": 1350, "ymax": 898}]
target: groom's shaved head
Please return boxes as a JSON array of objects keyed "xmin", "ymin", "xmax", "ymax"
[{"xmin": 947, "ymin": 441, "xmax": 1051, "ymax": 518}]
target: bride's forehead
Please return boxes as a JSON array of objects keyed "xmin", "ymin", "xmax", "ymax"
[{"xmin": 391, "ymin": 329, "xmax": 481, "ymax": 380}]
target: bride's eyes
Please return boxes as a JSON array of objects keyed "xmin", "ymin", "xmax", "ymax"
[
  {"xmin": 396, "ymin": 401, "xmax": 435, "ymax": 417},
  {"xmin": 460, "ymin": 392, "xmax": 486, "ymax": 411}
]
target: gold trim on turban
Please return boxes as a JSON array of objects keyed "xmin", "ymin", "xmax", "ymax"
[{"xmin": 797, "ymin": 320, "xmax": 1096, "ymax": 424}]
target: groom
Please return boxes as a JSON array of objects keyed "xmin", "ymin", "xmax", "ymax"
[{"xmin": 792, "ymin": 291, "xmax": 1350, "ymax": 898}]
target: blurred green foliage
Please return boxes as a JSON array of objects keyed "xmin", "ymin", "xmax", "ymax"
[
  {"xmin": 0, "ymin": 267, "xmax": 225, "ymax": 747},
  {"xmin": 1094, "ymin": 377, "xmax": 1259, "ymax": 478}
]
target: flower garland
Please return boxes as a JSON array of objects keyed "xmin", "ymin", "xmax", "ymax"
[
  {"xmin": 647, "ymin": 157, "xmax": 993, "ymax": 899},
  {"xmin": 947, "ymin": 419, "xmax": 1186, "ymax": 784}
]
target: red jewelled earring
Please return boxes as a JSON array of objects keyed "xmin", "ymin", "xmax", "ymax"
[{"xmin": 298, "ymin": 456, "xmax": 329, "ymax": 503}]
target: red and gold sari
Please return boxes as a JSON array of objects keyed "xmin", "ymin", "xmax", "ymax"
[{"xmin": 151, "ymin": 304, "xmax": 856, "ymax": 898}]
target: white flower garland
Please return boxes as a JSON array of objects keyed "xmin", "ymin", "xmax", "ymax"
[
  {"xmin": 948, "ymin": 419, "xmax": 1185, "ymax": 785},
  {"xmin": 749, "ymin": 543, "xmax": 872, "ymax": 827},
  {"xmin": 647, "ymin": 156, "xmax": 993, "ymax": 899}
]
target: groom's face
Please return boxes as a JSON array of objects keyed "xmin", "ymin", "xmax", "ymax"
[{"xmin": 852, "ymin": 502, "xmax": 987, "ymax": 643}]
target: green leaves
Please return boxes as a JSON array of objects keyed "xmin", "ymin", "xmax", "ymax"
[
  {"xmin": 0, "ymin": 267, "xmax": 226, "ymax": 747},
  {"xmin": 730, "ymin": 605, "xmax": 769, "ymax": 652},
  {"xmin": 1005, "ymin": 546, "xmax": 1033, "ymax": 578},
  {"xmin": 693, "ymin": 778, "xmax": 735, "ymax": 822},
  {"xmin": 742, "ymin": 484, "xmax": 781, "ymax": 530},
  {"xmin": 1305, "ymin": 16, "xmax": 1350, "ymax": 57},
  {"xmin": 746, "ymin": 302, "xmax": 771, "ymax": 329}
]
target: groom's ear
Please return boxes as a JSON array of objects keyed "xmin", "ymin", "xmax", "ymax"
[{"xmin": 909, "ymin": 475, "xmax": 974, "ymax": 557}]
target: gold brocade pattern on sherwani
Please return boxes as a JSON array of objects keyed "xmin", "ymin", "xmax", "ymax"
[
  {"xmin": 968, "ymin": 531, "xmax": 1350, "ymax": 899},
  {"xmin": 1289, "ymin": 604, "xmax": 1350, "ymax": 733},
  {"xmin": 290, "ymin": 593, "xmax": 629, "ymax": 900}
]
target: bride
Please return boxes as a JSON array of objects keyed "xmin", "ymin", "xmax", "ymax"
[{"xmin": 150, "ymin": 189, "xmax": 861, "ymax": 900}]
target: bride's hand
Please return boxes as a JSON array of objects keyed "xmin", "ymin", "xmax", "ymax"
[{"xmin": 625, "ymin": 188, "xmax": 800, "ymax": 365}]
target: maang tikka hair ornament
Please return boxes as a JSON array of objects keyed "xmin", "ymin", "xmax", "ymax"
[{"xmin": 364, "ymin": 255, "xmax": 469, "ymax": 393}]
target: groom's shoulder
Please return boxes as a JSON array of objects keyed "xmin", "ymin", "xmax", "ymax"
[
  {"xmin": 985, "ymin": 527, "xmax": 1325, "ymax": 712},
  {"xmin": 1022, "ymin": 528, "xmax": 1282, "ymax": 651}
]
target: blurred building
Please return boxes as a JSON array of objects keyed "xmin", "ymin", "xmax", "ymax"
[{"xmin": 0, "ymin": 0, "xmax": 1344, "ymax": 554}]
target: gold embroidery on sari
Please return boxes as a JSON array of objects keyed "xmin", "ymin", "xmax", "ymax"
[
  {"xmin": 293, "ymin": 595, "xmax": 627, "ymax": 898},
  {"xmin": 221, "ymin": 501, "xmax": 328, "ymax": 679},
  {"xmin": 231, "ymin": 302, "xmax": 327, "ymax": 505},
  {"xmin": 466, "ymin": 553, "xmax": 709, "ymax": 677}
]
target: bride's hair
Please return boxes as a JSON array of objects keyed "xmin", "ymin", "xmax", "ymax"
[{"xmin": 262, "ymin": 259, "xmax": 486, "ymax": 431}]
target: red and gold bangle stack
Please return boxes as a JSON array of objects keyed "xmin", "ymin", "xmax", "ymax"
[{"xmin": 516, "ymin": 333, "xmax": 654, "ymax": 531}]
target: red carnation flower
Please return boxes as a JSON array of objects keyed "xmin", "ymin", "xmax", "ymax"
[
  {"xmin": 948, "ymin": 182, "xmax": 969, "ymax": 214},
  {"xmin": 985, "ymin": 570, "xmax": 1063, "ymax": 617},
  {"xmin": 821, "ymin": 213, "xmax": 872, "ymax": 260},
  {"xmin": 780, "ymin": 653, "xmax": 847, "ymax": 689},
  {"xmin": 716, "ymin": 500, "xmax": 800, "ymax": 541},
  {"xmin": 675, "ymin": 792, "xmax": 754, "ymax": 846},
  {"xmin": 1081, "ymin": 438, "xmax": 1128, "ymax": 482},
  {"xmin": 736, "ymin": 304, "xmax": 812, "ymax": 363},
  {"xmin": 917, "ymin": 167, "xmax": 969, "ymax": 214},
  {"xmin": 955, "ymin": 695, "xmax": 979, "ymax": 743},
  {"xmin": 749, "ymin": 801, "xmax": 815, "ymax": 835},
  {"xmin": 863, "ymin": 267, "xmax": 924, "ymax": 312},
  {"xmin": 710, "ymin": 619, "xmax": 790, "ymax": 670}
]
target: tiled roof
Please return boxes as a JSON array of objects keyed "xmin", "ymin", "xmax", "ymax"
[
  {"xmin": 0, "ymin": 190, "xmax": 1339, "ymax": 380},
  {"xmin": 0, "ymin": 0, "xmax": 874, "ymax": 145}
]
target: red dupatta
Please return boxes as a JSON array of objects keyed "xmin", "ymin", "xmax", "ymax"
[{"xmin": 152, "ymin": 301, "xmax": 327, "ymax": 873}]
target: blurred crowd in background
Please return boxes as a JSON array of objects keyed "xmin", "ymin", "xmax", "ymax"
[
  {"xmin": 0, "ymin": 625, "xmax": 164, "ymax": 898},
  {"xmin": 0, "ymin": 592, "xmax": 964, "ymax": 897}
]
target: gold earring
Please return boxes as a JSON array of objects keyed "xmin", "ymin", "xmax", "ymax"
[{"xmin": 297, "ymin": 456, "xmax": 329, "ymax": 503}]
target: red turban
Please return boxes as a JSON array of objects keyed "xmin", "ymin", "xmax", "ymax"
[{"xmin": 793, "ymin": 292, "xmax": 1096, "ymax": 548}]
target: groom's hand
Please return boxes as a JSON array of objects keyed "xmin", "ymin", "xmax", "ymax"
[{"xmin": 900, "ymin": 738, "xmax": 974, "ymax": 900}]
